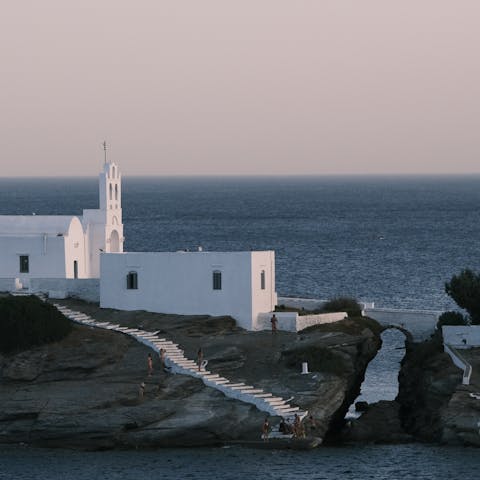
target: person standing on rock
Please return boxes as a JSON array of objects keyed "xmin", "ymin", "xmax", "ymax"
[
  {"xmin": 197, "ymin": 348, "xmax": 203, "ymax": 371},
  {"xmin": 293, "ymin": 413, "xmax": 301, "ymax": 438},
  {"xmin": 270, "ymin": 314, "xmax": 278, "ymax": 334},
  {"xmin": 262, "ymin": 417, "xmax": 270, "ymax": 441},
  {"xmin": 159, "ymin": 348, "xmax": 166, "ymax": 371},
  {"xmin": 147, "ymin": 353, "xmax": 153, "ymax": 376}
]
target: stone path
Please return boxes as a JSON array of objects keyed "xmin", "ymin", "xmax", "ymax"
[{"xmin": 51, "ymin": 302, "xmax": 307, "ymax": 421}]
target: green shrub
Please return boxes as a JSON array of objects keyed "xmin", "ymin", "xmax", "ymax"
[
  {"xmin": 445, "ymin": 269, "xmax": 480, "ymax": 324},
  {"xmin": 436, "ymin": 311, "xmax": 469, "ymax": 328},
  {"xmin": 322, "ymin": 297, "xmax": 362, "ymax": 318},
  {"xmin": 0, "ymin": 296, "xmax": 72, "ymax": 354}
]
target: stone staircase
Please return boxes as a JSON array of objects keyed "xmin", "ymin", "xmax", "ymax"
[{"xmin": 51, "ymin": 303, "xmax": 307, "ymax": 421}]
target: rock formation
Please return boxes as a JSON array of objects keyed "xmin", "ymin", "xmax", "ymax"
[{"xmin": 0, "ymin": 299, "xmax": 381, "ymax": 449}]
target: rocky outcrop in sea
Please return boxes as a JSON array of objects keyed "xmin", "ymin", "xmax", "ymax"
[{"xmin": 0, "ymin": 300, "xmax": 381, "ymax": 449}]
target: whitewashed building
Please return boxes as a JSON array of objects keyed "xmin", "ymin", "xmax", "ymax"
[
  {"xmin": 100, "ymin": 250, "xmax": 277, "ymax": 330},
  {"xmin": 0, "ymin": 160, "xmax": 124, "ymax": 289},
  {"xmin": 0, "ymin": 156, "xmax": 280, "ymax": 330}
]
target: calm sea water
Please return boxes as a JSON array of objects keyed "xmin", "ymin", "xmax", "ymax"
[
  {"xmin": 1, "ymin": 175, "xmax": 480, "ymax": 309},
  {"xmin": 1, "ymin": 175, "xmax": 480, "ymax": 475},
  {"xmin": 1, "ymin": 444, "xmax": 480, "ymax": 480}
]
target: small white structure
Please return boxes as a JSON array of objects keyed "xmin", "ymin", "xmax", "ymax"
[
  {"xmin": 0, "ymin": 158, "xmax": 123, "ymax": 288},
  {"xmin": 442, "ymin": 326, "xmax": 480, "ymax": 348},
  {"xmin": 100, "ymin": 250, "xmax": 277, "ymax": 330}
]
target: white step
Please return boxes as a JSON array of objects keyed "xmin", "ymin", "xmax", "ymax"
[
  {"xmin": 275, "ymin": 407, "xmax": 300, "ymax": 413},
  {"xmin": 50, "ymin": 303, "xmax": 292, "ymax": 420}
]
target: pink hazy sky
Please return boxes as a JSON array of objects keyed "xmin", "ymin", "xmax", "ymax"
[{"xmin": 1, "ymin": 0, "xmax": 479, "ymax": 176}]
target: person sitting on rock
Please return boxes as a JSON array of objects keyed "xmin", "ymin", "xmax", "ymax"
[{"xmin": 139, "ymin": 382, "xmax": 145, "ymax": 400}]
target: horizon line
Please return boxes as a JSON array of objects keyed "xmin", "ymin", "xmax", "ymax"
[{"xmin": 3, "ymin": 172, "xmax": 480, "ymax": 180}]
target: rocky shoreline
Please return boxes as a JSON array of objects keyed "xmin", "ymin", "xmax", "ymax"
[
  {"xmin": 1, "ymin": 298, "xmax": 479, "ymax": 449},
  {"xmin": 0, "ymin": 299, "xmax": 381, "ymax": 450}
]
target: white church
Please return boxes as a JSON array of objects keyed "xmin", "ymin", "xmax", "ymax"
[{"xmin": 0, "ymin": 157, "xmax": 278, "ymax": 330}]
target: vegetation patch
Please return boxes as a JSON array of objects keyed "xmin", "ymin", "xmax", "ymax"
[
  {"xmin": 0, "ymin": 295, "xmax": 72, "ymax": 354},
  {"xmin": 322, "ymin": 297, "xmax": 362, "ymax": 318},
  {"xmin": 436, "ymin": 311, "xmax": 468, "ymax": 328},
  {"xmin": 445, "ymin": 269, "xmax": 480, "ymax": 325}
]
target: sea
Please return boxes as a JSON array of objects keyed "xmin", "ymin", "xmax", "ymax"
[{"xmin": 1, "ymin": 175, "xmax": 480, "ymax": 478}]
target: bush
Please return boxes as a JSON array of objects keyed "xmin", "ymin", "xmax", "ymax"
[
  {"xmin": 322, "ymin": 297, "xmax": 362, "ymax": 318},
  {"xmin": 445, "ymin": 269, "xmax": 480, "ymax": 325},
  {"xmin": 436, "ymin": 311, "xmax": 469, "ymax": 328},
  {"xmin": 0, "ymin": 295, "xmax": 72, "ymax": 354}
]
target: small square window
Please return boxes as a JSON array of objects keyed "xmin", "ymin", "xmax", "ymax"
[{"xmin": 19, "ymin": 255, "xmax": 29, "ymax": 273}]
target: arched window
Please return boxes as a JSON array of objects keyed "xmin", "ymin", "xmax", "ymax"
[
  {"xmin": 212, "ymin": 270, "xmax": 222, "ymax": 290},
  {"xmin": 112, "ymin": 166, "xmax": 116, "ymax": 178},
  {"xmin": 109, "ymin": 183, "xmax": 113, "ymax": 200},
  {"xmin": 126, "ymin": 271, "xmax": 138, "ymax": 290},
  {"xmin": 260, "ymin": 270, "xmax": 266, "ymax": 290},
  {"xmin": 115, "ymin": 184, "xmax": 118, "ymax": 200}
]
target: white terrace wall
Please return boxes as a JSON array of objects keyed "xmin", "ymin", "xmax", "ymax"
[
  {"xmin": 278, "ymin": 296, "xmax": 375, "ymax": 311},
  {"xmin": 442, "ymin": 326, "xmax": 480, "ymax": 348},
  {"xmin": 29, "ymin": 278, "xmax": 100, "ymax": 303},
  {"xmin": 256, "ymin": 311, "xmax": 347, "ymax": 332},
  {"xmin": 100, "ymin": 251, "xmax": 276, "ymax": 330}
]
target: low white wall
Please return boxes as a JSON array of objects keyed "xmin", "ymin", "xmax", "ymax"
[
  {"xmin": 256, "ymin": 311, "xmax": 347, "ymax": 332},
  {"xmin": 296, "ymin": 312, "xmax": 347, "ymax": 331},
  {"xmin": 278, "ymin": 296, "xmax": 375, "ymax": 310},
  {"xmin": 256, "ymin": 312, "xmax": 298, "ymax": 331},
  {"xmin": 365, "ymin": 308, "xmax": 440, "ymax": 341},
  {"xmin": 442, "ymin": 326, "xmax": 480, "ymax": 348},
  {"xmin": 29, "ymin": 278, "xmax": 100, "ymax": 303}
]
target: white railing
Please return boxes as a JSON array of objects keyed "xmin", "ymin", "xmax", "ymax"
[{"xmin": 444, "ymin": 343, "xmax": 472, "ymax": 385}]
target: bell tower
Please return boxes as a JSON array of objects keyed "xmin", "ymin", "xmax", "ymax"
[
  {"xmin": 99, "ymin": 153, "xmax": 124, "ymax": 253},
  {"xmin": 82, "ymin": 143, "xmax": 124, "ymax": 277}
]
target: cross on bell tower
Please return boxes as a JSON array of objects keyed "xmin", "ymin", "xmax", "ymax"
[{"xmin": 103, "ymin": 141, "xmax": 107, "ymax": 164}]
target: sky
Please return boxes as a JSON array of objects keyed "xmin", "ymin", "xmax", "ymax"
[{"xmin": 1, "ymin": 1, "xmax": 480, "ymax": 176}]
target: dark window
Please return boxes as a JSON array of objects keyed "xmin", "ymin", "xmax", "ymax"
[
  {"xmin": 126, "ymin": 271, "xmax": 138, "ymax": 290},
  {"xmin": 19, "ymin": 255, "xmax": 29, "ymax": 273},
  {"xmin": 261, "ymin": 270, "xmax": 266, "ymax": 290},
  {"xmin": 213, "ymin": 270, "xmax": 222, "ymax": 290},
  {"xmin": 73, "ymin": 260, "xmax": 78, "ymax": 279}
]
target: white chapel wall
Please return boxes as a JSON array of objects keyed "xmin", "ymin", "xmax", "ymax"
[
  {"xmin": 64, "ymin": 216, "xmax": 88, "ymax": 278},
  {"xmin": 250, "ymin": 251, "xmax": 277, "ymax": 329},
  {"xmin": 100, "ymin": 251, "xmax": 274, "ymax": 330},
  {"xmin": 0, "ymin": 235, "xmax": 67, "ymax": 279}
]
